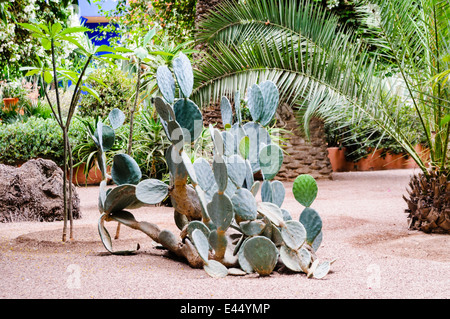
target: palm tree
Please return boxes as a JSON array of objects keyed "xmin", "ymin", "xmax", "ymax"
[{"xmin": 192, "ymin": 0, "xmax": 450, "ymax": 233}]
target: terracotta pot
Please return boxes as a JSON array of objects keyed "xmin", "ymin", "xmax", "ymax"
[
  {"xmin": 2, "ymin": 97, "xmax": 23, "ymax": 115},
  {"xmin": 71, "ymin": 163, "xmax": 106, "ymax": 186},
  {"xmin": 353, "ymin": 149, "xmax": 386, "ymax": 171},
  {"xmin": 3, "ymin": 97, "xmax": 19, "ymax": 110},
  {"xmin": 327, "ymin": 147, "xmax": 348, "ymax": 172},
  {"xmin": 404, "ymin": 144, "xmax": 430, "ymax": 168},
  {"xmin": 384, "ymin": 152, "xmax": 407, "ymax": 170}
]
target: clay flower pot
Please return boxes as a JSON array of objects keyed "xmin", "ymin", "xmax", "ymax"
[
  {"xmin": 2, "ymin": 97, "xmax": 19, "ymax": 110},
  {"xmin": 2, "ymin": 97, "xmax": 24, "ymax": 115},
  {"xmin": 327, "ymin": 147, "xmax": 348, "ymax": 172},
  {"xmin": 71, "ymin": 163, "xmax": 106, "ymax": 186}
]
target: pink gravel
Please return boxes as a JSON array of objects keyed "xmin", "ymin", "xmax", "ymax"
[{"xmin": 0, "ymin": 168, "xmax": 448, "ymax": 299}]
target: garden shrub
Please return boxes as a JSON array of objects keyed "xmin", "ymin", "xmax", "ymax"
[
  {"xmin": 0, "ymin": 117, "xmax": 85, "ymax": 166},
  {"xmin": 77, "ymin": 67, "xmax": 136, "ymax": 119}
]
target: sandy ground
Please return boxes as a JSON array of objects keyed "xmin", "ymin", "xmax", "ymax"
[{"xmin": 0, "ymin": 168, "xmax": 448, "ymax": 300}]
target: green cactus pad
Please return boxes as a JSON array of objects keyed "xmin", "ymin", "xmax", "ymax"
[
  {"xmin": 270, "ymin": 224, "xmax": 283, "ymax": 246},
  {"xmin": 247, "ymin": 83, "xmax": 264, "ymax": 122},
  {"xmin": 312, "ymin": 230, "xmax": 323, "ymax": 252},
  {"xmin": 238, "ymin": 238, "xmax": 254, "ymax": 274},
  {"xmin": 208, "ymin": 229, "xmax": 228, "ymax": 257},
  {"xmin": 292, "ymin": 174, "xmax": 318, "ymax": 207},
  {"xmin": 108, "ymin": 108, "xmax": 125, "ymax": 130},
  {"xmin": 193, "ymin": 158, "xmax": 217, "ymax": 200},
  {"xmin": 244, "ymin": 159, "xmax": 254, "ymax": 190},
  {"xmin": 98, "ymin": 213, "xmax": 138, "ymax": 255},
  {"xmin": 173, "ymin": 52, "xmax": 193, "ymax": 98},
  {"xmin": 239, "ymin": 220, "xmax": 266, "ymax": 236},
  {"xmin": 98, "ymin": 180, "xmax": 107, "ymax": 213},
  {"xmin": 174, "ymin": 210, "xmax": 188, "ymax": 230},
  {"xmin": 235, "ymin": 91, "xmax": 242, "ymax": 125},
  {"xmin": 231, "ymin": 188, "xmax": 258, "ymax": 221},
  {"xmin": 222, "ymin": 131, "xmax": 235, "ymax": 156},
  {"xmin": 94, "ymin": 122, "xmax": 115, "ymax": 152},
  {"xmin": 250, "ymin": 181, "xmax": 260, "ymax": 196},
  {"xmin": 109, "ymin": 210, "xmax": 138, "ymax": 228},
  {"xmin": 313, "ymin": 261, "xmax": 331, "ymax": 279},
  {"xmin": 111, "ymin": 153, "xmax": 142, "ymax": 186},
  {"xmin": 226, "ymin": 154, "xmax": 246, "ymax": 188},
  {"xmin": 154, "ymin": 96, "xmax": 173, "ymax": 122},
  {"xmin": 166, "ymin": 145, "xmax": 188, "ymax": 182},
  {"xmin": 167, "ymin": 120, "xmax": 184, "ymax": 150},
  {"xmin": 299, "ymin": 207, "xmax": 323, "ymax": 245},
  {"xmin": 299, "ymin": 247, "xmax": 312, "ymax": 273},
  {"xmin": 220, "ymin": 96, "xmax": 233, "ymax": 127},
  {"xmin": 204, "ymin": 260, "xmax": 228, "ymax": 278},
  {"xmin": 211, "ymin": 127, "xmax": 224, "ymax": 156},
  {"xmin": 261, "ymin": 180, "xmax": 272, "ymax": 203},
  {"xmin": 259, "ymin": 81, "xmax": 280, "ymax": 126},
  {"xmin": 243, "ymin": 236, "xmax": 278, "ymax": 276},
  {"xmin": 243, "ymin": 122, "xmax": 272, "ymax": 173},
  {"xmin": 156, "ymin": 65, "xmax": 175, "ymax": 104},
  {"xmin": 187, "ymin": 221, "xmax": 210, "ymax": 240},
  {"xmin": 279, "ymin": 245, "xmax": 303, "ymax": 272},
  {"xmin": 193, "ymin": 185, "xmax": 212, "ymax": 223},
  {"xmin": 239, "ymin": 136, "xmax": 250, "ymax": 160},
  {"xmin": 207, "ymin": 192, "xmax": 233, "ymax": 231},
  {"xmin": 281, "ymin": 208, "xmax": 293, "ymax": 221},
  {"xmin": 224, "ymin": 177, "xmax": 238, "ymax": 198},
  {"xmin": 103, "ymin": 184, "xmax": 142, "ymax": 214},
  {"xmin": 271, "ymin": 180, "xmax": 286, "ymax": 207},
  {"xmin": 173, "ymin": 98, "xmax": 203, "ymax": 143},
  {"xmin": 257, "ymin": 202, "xmax": 284, "ymax": 226},
  {"xmin": 259, "ymin": 144, "xmax": 284, "ymax": 181},
  {"xmin": 212, "ymin": 153, "xmax": 228, "ymax": 193},
  {"xmin": 181, "ymin": 151, "xmax": 197, "ymax": 186},
  {"xmin": 135, "ymin": 178, "xmax": 169, "ymax": 205},
  {"xmin": 191, "ymin": 229, "xmax": 210, "ymax": 263},
  {"xmin": 281, "ymin": 220, "xmax": 306, "ymax": 250}
]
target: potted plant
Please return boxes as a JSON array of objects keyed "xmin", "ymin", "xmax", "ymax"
[{"xmin": 1, "ymin": 80, "xmax": 25, "ymax": 115}]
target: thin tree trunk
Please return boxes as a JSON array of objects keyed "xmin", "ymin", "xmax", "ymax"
[
  {"xmin": 116, "ymin": 58, "xmax": 142, "ymax": 240},
  {"xmin": 62, "ymin": 126, "xmax": 68, "ymax": 242}
]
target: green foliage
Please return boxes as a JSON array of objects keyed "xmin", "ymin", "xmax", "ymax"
[
  {"xmin": 94, "ymin": 0, "xmax": 196, "ymax": 45},
  {"xmin": 0, "ymin": 0, "xmax": 74, "ymax": 80},
  {"xmin": 77, "ymin": 67, "xmax": 136, "ymax": 119},
  {"xmin": 323, "ymin": 99, "xmax": 428, "ymax": 162},
  {"xmin": 0, "ymin": 117, "xmax": 85, "ymax": 166}
]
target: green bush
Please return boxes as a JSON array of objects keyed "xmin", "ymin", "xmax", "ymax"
[
  {"xmin": 77, "ymin": 67, "xmax": 136, "ymax": 119},
  {"xmin": 324, "ymin": 103, "xmax": 427, "ymax": 162},
  {"xmin": 0, "ymin": 117, "xmax": 86, "ymax": 166}
]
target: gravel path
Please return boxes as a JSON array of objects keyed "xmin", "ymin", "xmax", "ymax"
[{"xmin": 0, "ymin": 168, "xmax": 448, "ymax": 300}]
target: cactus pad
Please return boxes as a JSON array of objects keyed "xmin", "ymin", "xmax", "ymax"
[
  {"xmin": 172, "ymin": 52, "xmax": 193, "ymax": 98},
  {"xmin": 135, "ymin": 178, "xmax": 169, "ymax": 205},
  {"xmin": 259, "ymin": 144, "xmax": 284, "ymax": 181},
  {"xmin": 243, "ymin": 236, "xmax": 278, "ymax": 276},
  {"xmin": 231, "ymin": 188, "xmax": 258, "ymax": 221},
  {"xmin": 156, "ymin": 65, "xmax": 175, "ymax": 104},
  {"xmin": 173, "ymin": 98, "xmax": 203, "ymax": 142},
  {"xmin": 111, "ymin": 154, "xmax": 142, "ymax": 186},
  {"xmin": 299, "ymin": 207, "xmax": 323, "ymax": 245},
  {"xmin": 207, "ymin": 192, "xmax": 233, "ymax": 231},
  {"xmin": 292, "ymin": 174, "xmax": 318, "ymax": 207},
  {"xmin": 280, "ymin": 220, "xmax": 306, "ymax": 250}
]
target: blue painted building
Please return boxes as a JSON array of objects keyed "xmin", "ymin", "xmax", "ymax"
[{"xmin": 76, "ymin": 0, "xmax": 121, "ymax": 46}]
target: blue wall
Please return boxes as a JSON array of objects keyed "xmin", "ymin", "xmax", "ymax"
[{"xmin": 78, "ymin": 0, "xmax": 121, "ymax": 46}]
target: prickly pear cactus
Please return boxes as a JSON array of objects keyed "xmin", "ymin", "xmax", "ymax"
[{"xmin": 94, "ymin": 53, "xmax": 335, "ymax": 279}]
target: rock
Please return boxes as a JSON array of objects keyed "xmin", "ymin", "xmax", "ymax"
[{"xmin": 0, "ymin": 158, "xmax": 81, "ymax": 222}]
